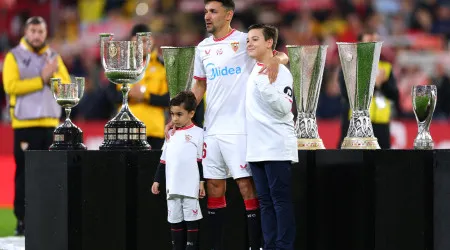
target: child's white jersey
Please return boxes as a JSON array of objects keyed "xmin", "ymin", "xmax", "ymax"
[
  {"xmin": 194, "ymin": 29, "xmax": 256, "ymax": 136},
  {"xmin": 160, "ymin": 124, "xmax": 204, "ymax": 198},
  {"xmin": 245, "ymin": 63, "xmax": 298, "ymax": 163}
]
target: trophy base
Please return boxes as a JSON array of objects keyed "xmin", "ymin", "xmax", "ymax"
[
  {"xmin": 49, "ymin": 143, "xmax": 87, "ymax": 151},
  {"xmin": 413, "ymin": 139, "xmax": 434, "ymax": 150},
  {"xmin": 99, "ymin": 119, "xmax": 151, "ymax": 151},
  {"xmin": 297, "ymin": 138, "xmax": 325, "ymax": 150},
  {"xmin": 49, "ymin": 122, "xmax": 87, "ymax": 151},
  {"xmin": 341, "ymin": 137, "xmax": 380, "ymax": 150}
]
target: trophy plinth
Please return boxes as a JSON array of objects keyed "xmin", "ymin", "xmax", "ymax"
[
  {"xmin": 49, "ymin": 120, "xmax": 86, "ymax": 150},
  {"xmin": 49, "ymin": 77, "xmax": 87, "ymax": 151},
  {"xmin": 296, "ymin": 112, "xmax": 325, "ymax": 150},
  {"xmin": 99, "ymin": 32, "xmax": 151, "ymax": 150},
  {"xmin": 297, "ymin": 138, "xmax": 325, "ymax": 150},
  {"xmin": 412, "ymin": 85, "xmax": 437, "ymax": 150},
  {"xmin": 341, "ymin": 110, "xmax": 380, "ymax": 149},
  {"xmin": 341, "ymin": 138, "xmax": 380, "ymax": 149},
  {"xmin": 337, "ymin": 41, "xmax": 383, "ymax": 150},
  {"xmin": 99, "ymin": 92, "xmax": 148, "ymax": 150},
  {"xmin": 286, "ymin": 45, "xmax": 327, "ymax": 150}
]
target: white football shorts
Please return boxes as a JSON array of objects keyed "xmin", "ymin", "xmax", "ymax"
[
  {"xmin": 202, "ymin": 134, "xmax": 252, "ymax": 179},
  {"xmin": 167, "ymin": 195, "xmax": 203, "ymax": 223}
]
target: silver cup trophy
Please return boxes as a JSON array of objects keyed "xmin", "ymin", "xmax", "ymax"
[
  {"xmin": 161, "ymin": 46, "xmax": 196, "ymax": 98},
  {"xmin": 49, "ymin": 77, "xmax": 87, "ymax": 150},
  {"xmin": 337, "ymin": 41, "xmax": 383, "ymax": 149},
  {"xmin": 99, "ymin": 32, "xmax": 151, "ymax": 150},
  {"xmin": 286, "ymin": 45, "xmax": 327, "ymax": 150},
  {"xmin": 412, "ymin": 85, "xmax": 437, "ymax": 149}
]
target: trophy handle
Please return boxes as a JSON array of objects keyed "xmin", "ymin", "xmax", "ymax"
[
  {"xmin": 50, "ymin": 78, "xmax": 61, "ymax": 101},
  {"xmin": 75, "ymin": 77, "xmax": 85, "ymax": 100},
  {"xmin": 136, "ymin": 32, "xmax": 152, "ymax": 70},
  {"xmin": 99, "ymin": 33, "xmax": 114, "ymax": 70}
]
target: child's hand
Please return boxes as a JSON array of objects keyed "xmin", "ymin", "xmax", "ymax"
[
  {"xmin": 151, "ymin": 182, "xmax": 160, "ymax": 195},
  {"xmin": 199, "ymin": 181, "xmax": 206, "ymax": 198}
]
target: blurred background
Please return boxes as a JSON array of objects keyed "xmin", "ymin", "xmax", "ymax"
[
  {"xmin": 1, "ymin": 0, "xmax": 450, "ymax": 236},
  {"xmin": 1, "ymin": 0, "xmax": 450, "ymax": 149}
]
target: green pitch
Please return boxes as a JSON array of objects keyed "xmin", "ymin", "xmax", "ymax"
[{"xmin": 0, "ymin": 208, "xmax": 15, "ymax": 237}]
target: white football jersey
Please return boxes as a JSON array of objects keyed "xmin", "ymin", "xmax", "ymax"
[
  {"xmin": 194, "ymin": 29, "xmax": 256, "ymax": 136},
  {"xmin": 246, "ymin": 63, "xmax": 298, "ymax": 163},
  {"xmin": 160, "ymin": 124, "xmax": 204, "ymax": 198}
]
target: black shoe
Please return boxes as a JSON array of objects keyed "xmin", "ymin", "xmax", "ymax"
[{"xmin": 15, "ymin": 220, "xmax": 25, "ymax": 236}]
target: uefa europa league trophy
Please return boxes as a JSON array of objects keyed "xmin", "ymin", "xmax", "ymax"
[
  {"xmin": 99, "ymin": 32, "xmax": 151, "ymax": 150},
  {"xmin": 161, "ymin": 46, "xmax": 196, "ymax": 98},
  {"xmin": 286, "ymin": 45, "xmax": 327, "ymax": 150},
  {"xmin": 412, "ymin": 85, "xmax": 437, "ymax": 149},
  {"xmin": 49, "ymin": 77, "xmax": 87, "ymax": 150},
  {"xmin": 337, "ymin": 41, "xmax": 383, "ymax": 149}
]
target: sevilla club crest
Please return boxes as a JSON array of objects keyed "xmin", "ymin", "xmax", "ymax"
[{"xmin": 231, "ymin": 42, "xmax": 239, "ymax": 52}]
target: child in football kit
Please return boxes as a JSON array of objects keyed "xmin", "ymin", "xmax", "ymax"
[{"xmin": 151, "ymin": 91, "xmax": 206, "ymax": 250}]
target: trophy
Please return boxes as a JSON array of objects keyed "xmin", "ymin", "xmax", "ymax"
[
  {"xmin": 337, "ymin": 41, "xmax": 383, "ymax": 149},
  {"xmin": 49, "ymin": 77, "xmax": 87, "ymax": 150},
  {"xmin": 161, "ymin": 46, "xmax": 196, "ymax": 98},
  {"xmin": 99, "ymin": 32, "xmax": 151, "ymax": 150},
  {"xmin": 286, "ymin": 45, "xmax": 327, "ymax": 150},
  {"xmin": 412, "ymin": 85, "xmax": 437, "ymax": 149}
]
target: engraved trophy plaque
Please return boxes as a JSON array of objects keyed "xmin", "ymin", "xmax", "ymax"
[
  {"xmin": 286, "ymin": 45, "xmax": 327, "ymax": 150},
  {"xmin": 49, "ymin": 77, "xmax": 87, "ymax": 150},
  {"xmin": 337, "ymin": 41, "xmax": 383, "ymax": 149},
  {"xmin": 412, "ymin": 85, "xmax": 437, "ymax": 149},
  {"xmin": 99, "ymin": 32, "xmax": 151, "ymax": 150},
  {"xmin": 161, "ymin": 46, "xmax": 196, "ymax": 98}
]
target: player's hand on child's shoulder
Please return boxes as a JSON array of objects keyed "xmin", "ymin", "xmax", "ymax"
[
  {"xmin": 151, "ymin": 182, "xmax": 160, "ymax": 195},
  {"xmin": 199, "ymin": 181, "xmax": 206, "ymax": 199},
  {"xmin": 259, "ymin": 56, "xmax": 280, "ymax": 83},
  {"xmin": 164, "ymin": 120, "xmax": 176, "ymax": 139}
]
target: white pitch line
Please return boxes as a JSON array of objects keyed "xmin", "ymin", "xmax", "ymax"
[{"xmin": 0, "ymin": 237, "xmax": 25, "ymax": 250}]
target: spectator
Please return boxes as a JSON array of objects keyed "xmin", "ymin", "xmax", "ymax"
[{"xmin": 2, "ymin": 16, "xmax": 70, "ymax": 235}]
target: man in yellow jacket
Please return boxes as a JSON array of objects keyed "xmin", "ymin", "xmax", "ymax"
[
  {"xmin": 2, "ymin": 16, "xmax": 70, "ymax": 235},
  {"xmin": 119, "ymin": 24, "xmax": 170, "ymax": 149}
]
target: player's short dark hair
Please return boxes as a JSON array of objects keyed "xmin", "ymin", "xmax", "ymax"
[
  {"xmin": 248, "ymin": 24, "xmax": 278, "ymax": 50},
  {"xmin": 170, "ymin": 91, "xmax": 197, "ymax": 112},
  {"xmin": 130, "ymin": 23, "xmax": 151, "ymax": 37},
  {"xmin": 204, "ymin": 0, "xmax": 235, "ymax": 11},
  {"xmin": 357, "ymin": 29, "xmax": 378, "ymax": 42},
  {"xmin": 25, "ymin": 16, "xmax": 46, "ymax": 27}
]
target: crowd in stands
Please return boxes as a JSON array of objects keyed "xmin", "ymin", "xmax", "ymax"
[{"xmin": 1, "ymin": 0, "xmax": 450, "ymax": 123}]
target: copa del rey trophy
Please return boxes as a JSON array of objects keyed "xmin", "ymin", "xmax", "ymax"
[
  {"xmin": 49, "ymin": 77, "xmax": 87, "ymax": 150},
  {"xmin": 99, "ymin": 32, "xmax": 151, "ymax": 150},
  {"xmin": 286, "ymin": 45, "xmax": 327, "ymax": 150},
  {"xmin": 337, "ymin": 41, "xmax": 383, "ymax": 149},
  {"xmin": 161, "ymin": 46, "xmax": 196, "ymax": 98},
  {"xmin": 412, "ymin": 85, "xmax": 437, "ymax": 149}
]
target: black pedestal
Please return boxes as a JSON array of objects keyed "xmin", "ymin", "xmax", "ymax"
[{"xmin": 25, "ymin": 150, "xmax": 450, "ymax": 250}]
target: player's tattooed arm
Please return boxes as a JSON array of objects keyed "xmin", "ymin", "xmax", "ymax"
[{"xmin": 192, "ymin": 79, "xmax": 207, "ymax": 106}]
